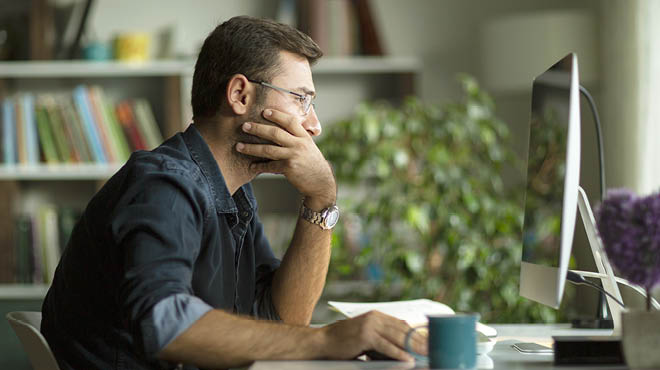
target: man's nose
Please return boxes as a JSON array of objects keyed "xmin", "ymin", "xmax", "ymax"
[{"xmin": 302, "ymin": 106, "xmax": 321, "ymax": 136}]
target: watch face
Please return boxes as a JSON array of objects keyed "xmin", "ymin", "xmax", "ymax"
[{"xmin": 325, "ymin": 208, "xmax": 340, "ymax": 228}]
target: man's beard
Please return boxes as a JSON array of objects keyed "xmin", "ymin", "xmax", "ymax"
[{"xmin": 233, "ymin": 106, "xmax": 279, "ymax": 165}]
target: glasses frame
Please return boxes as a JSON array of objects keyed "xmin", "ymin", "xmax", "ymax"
[{"xmin": 247, "ymin": 79, "xmax": 315, "ymax": 115}]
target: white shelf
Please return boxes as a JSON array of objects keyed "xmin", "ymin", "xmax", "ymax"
[
  {"xmin": 0, "ymin": 57, "xmax": 420, "ymax": 79},
  {"xmin": 0, "ymin": 60, "xmax": 192, "ymax": 78},
  {"xmin": 0, "ymin": 163, "xmax": 123, "ymax": 180},
  {"xmin": 313, "ymin": 56, "xmax": 421, "ymax": 74},
  {"xmin": 0, "ymin": 284, "xmax": 49, "ymax": 300}
]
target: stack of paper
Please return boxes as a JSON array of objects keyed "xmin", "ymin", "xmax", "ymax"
[{"xmin": 328, "ymin": 298, "xmax": 497, "ymax": 338}]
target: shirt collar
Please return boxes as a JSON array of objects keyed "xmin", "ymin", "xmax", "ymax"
[{"xmin": 182, "ymin": 124, "xmax": 257, "ymax": 214}]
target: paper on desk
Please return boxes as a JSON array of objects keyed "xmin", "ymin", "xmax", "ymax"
[{"xmin": 328, "ymin": 298, "xmax": 497, "ymax": 337}]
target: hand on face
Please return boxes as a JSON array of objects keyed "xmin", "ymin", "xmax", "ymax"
[
  {"xmin": 236, "ymin": 108, "xmax": 336, "ymax": 208},
  {"xmin": 321, "ymin": 310, "xmax": 428, "ymax": 361}
]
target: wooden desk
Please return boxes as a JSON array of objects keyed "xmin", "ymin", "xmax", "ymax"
[{"xmin": 249, "ymin": 324, "xmax": 627, "ymax": 370}]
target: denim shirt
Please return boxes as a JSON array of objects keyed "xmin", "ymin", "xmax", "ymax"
[{"xmin": 41, "ymin": 124, "xmax": 282, "ymax": 370}]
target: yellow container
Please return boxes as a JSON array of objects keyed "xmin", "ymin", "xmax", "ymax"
[{"xmin": 114, "ymin": 33, "xmax": 150, "ymax": 61}]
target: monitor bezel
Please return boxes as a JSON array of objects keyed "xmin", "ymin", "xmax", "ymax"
[{"xmin": 519, "ymin": 53, "xmax": 581, "ymax": 309}]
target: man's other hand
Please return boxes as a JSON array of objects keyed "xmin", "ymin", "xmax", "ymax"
[
  {"xmin": 236, "ymin": 109, "xmax": 336, "ymax": 210},
  {"xmin": 320, "ymin": 311, "xmax": 428, "ymax": 362}
]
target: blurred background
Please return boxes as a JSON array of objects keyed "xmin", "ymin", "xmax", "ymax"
[{"xmin": 0, "ymin": 0, "xmax": 659, "ymax": 368}]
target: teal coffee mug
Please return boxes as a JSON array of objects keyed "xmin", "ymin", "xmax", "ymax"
[{"xmin": 404, "ymin": 313, "xmax": 480, "ymax": 369}]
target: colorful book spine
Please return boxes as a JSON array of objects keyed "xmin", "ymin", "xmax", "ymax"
[
  {"xmin": 21, "ymin": 94, "xmax": 40, "ymax": 164},
  {"xmin": 90, "ymin": 86, "xmax": 130, "ymax": 162},
  {"xmin": 86, "ymin": 87, "xmax": 117, "ymax": 162},
  {"xmin": 73, "ymin": 86, "xmax": 107, "ymax": 163},
  {"xmin": 2, "ymin": 98, "xmax": 16, "ymax": 165},
  {"xmin": 116, "ymin": 100, "xmax": 146, "ymax": 151},
  {"xmin": 35, "ymin": 103, "xmax": 59, "ymax": 164},
  {"xmin": 42, "ymin": 95, "xmax": 73, "ymax": 162},
  {"xmin": 133, "ymin": 99, "xmax": 163, "ymax": 149},
  {"xmin": 103, "ymin": 98, "xmax": 131, "ymax": 161},
  {"xmin": 58, "ymin": 94, "xmax": 93, "ymax": 163},
  {"xmin": 15, "ymin": 99, "xmax": 27, "ymax": 164}
]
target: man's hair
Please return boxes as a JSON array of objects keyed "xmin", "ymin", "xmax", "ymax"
[{"xmin": 191, "ymin": 16, "xmax": 323, "ymax": 119}]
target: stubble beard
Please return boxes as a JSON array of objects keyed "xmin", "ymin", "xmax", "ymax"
[{"xmin": 232, "ymin": 105, "xmax": 278, "ymax": 171}]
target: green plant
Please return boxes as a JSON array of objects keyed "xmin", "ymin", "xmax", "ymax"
[{"xmin": 319, "ymin": 75, "xmax": 560, "ymax": 323}]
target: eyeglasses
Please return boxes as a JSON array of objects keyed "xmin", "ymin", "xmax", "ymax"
[{"xmin": 247, "ymin": 79, "xmax": 315, "ymax": 116}]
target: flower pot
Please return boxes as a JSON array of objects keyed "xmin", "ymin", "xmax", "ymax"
[{"xmin": 622, "ymin": 310, "xmax": 660, "ymax": 369}]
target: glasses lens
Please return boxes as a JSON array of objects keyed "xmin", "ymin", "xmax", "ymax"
[{"xmin": 303, "ymin": 96, "xmax": 314, "ymax": 114}]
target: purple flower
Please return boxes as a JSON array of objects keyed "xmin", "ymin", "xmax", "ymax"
[{"xmin": 596, "ymin": 189, "xmax": 660, "ymax": 291}]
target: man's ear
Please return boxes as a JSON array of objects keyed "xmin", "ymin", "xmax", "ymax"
[{"xmin": 225, "ymin": 74, "xmax": 254, "ymax": 115}]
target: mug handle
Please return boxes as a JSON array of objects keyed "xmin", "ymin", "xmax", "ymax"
[{"xmin": 404, "ymin": 325, "xmax": 428, "ymax": 364}]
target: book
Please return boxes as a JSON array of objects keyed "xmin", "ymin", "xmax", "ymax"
[
  {"xmin": 303, "ymin": 0, "xmax": 329, "ymax": 54},
  {"xmin": 0, "ymin": 182, "xmax": 18, "ymax": 283},
  {"xmin": 90, "ymin": 86, "xmax": 131, "ymax": 161},
  {"xmin": 116, "ymin": 100, "xmax": 146, "ymax": 151},
  {"xmin": 15, "ymin": 98, "xmax": 27, "ymax": 164},
  {"xmin": 133, "ymin": 99, "xmax": 163, "ymax": 149},
  {"xmin": 276, "ymin": 0, "xmax": 297, "ymax": 27},
  {"xmin": 328, "ymin": 299, "xmax": 498, "ymax": 338},
  {"xmin": 0, "ymin": 101, "xmax": 2, "ymax": 163},
  {"xmin": 2, "ymin": 98, "xmax": 16, "ymax": 165},
  {"xmin": 54, "ymin": 0, "xmax": 89, "ymax": 59},
  {"xmin": 30, "ymin": 213, "xmax": 44, "ymax": 283},
  {"xmin": 58, "ymin": 94, "xmax": 93, "ymax": 163},
  {"xmin": 73, "ymin": 85, "xmax": 107, "ymax": 163},
  {"xmin": 35, "ymin": 101, "xmax": 59, "ymax": 164},
  {"xmin": 21, "ymin": 94, "xmax": 40, "ymax": 164},
  {"xmin": 354, "ymin": 0, "xmax": 384, "ymax": 55},
  {"xmin": 87, "ymin": 86, "xmax": 117, "ymax": 162},
  {"xmin": 328, "ymin": 0, "xmax": 355, "ymax": 56},
  {"xmin": 43, "ymin": 95, "xmax": 76, "ymax": 162},
  {"xmin": 15, "ymin": 215, "xmax": 34, "ymax": 283},
  {"xmin": 39, "ymin": 205, "xmax": 61, "ymax": 284}
]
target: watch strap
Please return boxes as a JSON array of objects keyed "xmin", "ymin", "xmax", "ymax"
[{"xmin": 299, "ymin": 200, "xmax": 338, "ymax": 230}]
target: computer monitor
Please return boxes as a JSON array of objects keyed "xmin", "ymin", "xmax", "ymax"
[{"xmin": 519, "ymin": 53, "xmax": 581, "ymax": 309}]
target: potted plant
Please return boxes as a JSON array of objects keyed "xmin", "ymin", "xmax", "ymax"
[
  {"xmin": 318, "ymin": 76, "xmax": 566, "ymax": 323},
  {"xmin": 596, "ymin": 189, "xmax": 660, "ymax": 368}
]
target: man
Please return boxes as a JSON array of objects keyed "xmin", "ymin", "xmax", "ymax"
[{"xmin": 42, "ymin": 16, "xmax": 425, "ymax": 369}]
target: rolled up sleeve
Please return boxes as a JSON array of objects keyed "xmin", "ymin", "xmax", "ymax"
[
  {"xmin": 141, "ymin": 294, "xmax": 212, "ymax": 355},
  {"xmin": 111, "ymin": 170, "xmax": 210, "ymax": 357}
]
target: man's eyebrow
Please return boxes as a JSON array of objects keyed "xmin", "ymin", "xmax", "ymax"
[{"xmin": 297, "ymin": 87, "xmax": 316, "ymax": 97}]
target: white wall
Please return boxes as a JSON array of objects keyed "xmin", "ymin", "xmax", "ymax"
[{"xmin": 371, "ymin": 0, "xmax": 599, "ymax": 103}]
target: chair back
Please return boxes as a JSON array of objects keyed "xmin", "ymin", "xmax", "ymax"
[{"xmin": 6, "ymin": 311, "xmax": 60, "ymax": 370}]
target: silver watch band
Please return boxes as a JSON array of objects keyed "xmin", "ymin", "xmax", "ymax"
[{"xmin": 299, "ymin": 201, "xmax": 339, "ymax": 230}]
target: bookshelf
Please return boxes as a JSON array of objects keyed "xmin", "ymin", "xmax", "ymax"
[
  {"xmin": 0, "ymin": 56, "xmax": 421, "ymax": 299},
  {"xmin": 0, "ymin": 163, "xmax": 122, "ymax": 180}
]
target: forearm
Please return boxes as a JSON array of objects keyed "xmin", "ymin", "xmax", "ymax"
[
  {"xmin": 158, "ymin": 308, "xmax": 326, "ymax": 368},
  {"xmin": 272, "ymin": 205, "xmax": 332, "ymax": 325}
]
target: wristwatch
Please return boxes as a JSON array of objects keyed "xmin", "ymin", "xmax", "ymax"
[{"xmin": 300, "ymin": 201, "xmax": 340, "ymax": 230}]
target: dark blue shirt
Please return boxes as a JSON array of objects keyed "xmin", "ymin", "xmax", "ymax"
[{"xmin": 42, "ymin": 124, "xmax": 281, "ymax": 370}]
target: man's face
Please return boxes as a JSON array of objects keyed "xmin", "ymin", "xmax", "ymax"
[{"xmin": 235, "ymin": 50, "xmax": 321, "ymax": 149}]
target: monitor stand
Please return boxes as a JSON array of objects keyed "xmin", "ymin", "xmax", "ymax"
[
  {"xmin": 548, "ymin": 187, "xmax": 626, "ymax": 365},
  {"xmin": 573, "ymin": 186, "xmax": 624, "ymax": 335}
]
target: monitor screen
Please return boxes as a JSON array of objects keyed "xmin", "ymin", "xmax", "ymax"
[{"xmin": 519, "ymin": 53, "xmax": 581, "ymax": 308}]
